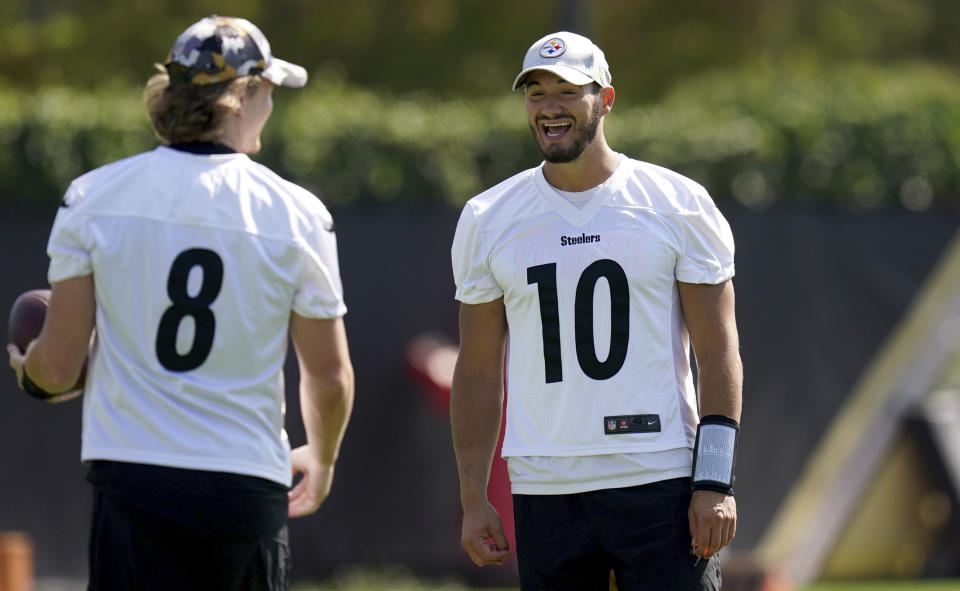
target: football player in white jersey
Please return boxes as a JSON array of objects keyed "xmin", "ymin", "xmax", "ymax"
[
  {"xmin": 7, "ymin": 16, "xmax": 354, "ymax": 591},
  {"xmin": 451, "ymin": 32, "xmax": 741, "ymax": 590}
]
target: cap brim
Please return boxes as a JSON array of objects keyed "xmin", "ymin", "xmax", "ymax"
[
  {"xmin": 512, "ymin": 65, "xmax": 595, "ymax": 90},
  {"xmin": 261, "ymin": 58, "xmax": 308, "ymax": 89}
]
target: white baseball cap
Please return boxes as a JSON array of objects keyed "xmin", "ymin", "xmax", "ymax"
[{"xmin": 512, "ymin": 32, "xmax": 611, "ymax": 91}]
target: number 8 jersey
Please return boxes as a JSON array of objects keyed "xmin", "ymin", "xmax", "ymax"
[
  {"xmin": 452, "ymin": 154, "xmax": 734, "ymax": 460},
  {"xmin": 47, "ymin": 146, "xmax": 347, "ymax": 487}
]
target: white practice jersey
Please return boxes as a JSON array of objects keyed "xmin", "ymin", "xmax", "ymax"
[
  {"xmin": 452, "ymin": 155, "xmax": 735, "ymax": 477},
  {"xmin": 48, "ymin": 146, "xmax": 346, "ymax": 486}
]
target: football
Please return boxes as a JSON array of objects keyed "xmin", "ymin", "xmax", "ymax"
[
  {"xmin": 8, "ymin": 288, "xmax": 89, "ymax": 398},
  {"xmin": 8, "ymin": 289, "xmax": 50, "ymax": 353}
]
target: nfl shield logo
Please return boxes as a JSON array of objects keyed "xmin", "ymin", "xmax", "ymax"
[{"xmin": 607, "ymin": 419, "xmax": 617, "ymax": 431}]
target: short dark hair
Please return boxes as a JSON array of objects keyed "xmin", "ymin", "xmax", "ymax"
[
  {"xmin": 144, "ymin": 71, "xmax": 265, "ymax": 144},
  {"xmin": 584, "ymin": 82, "xmax": 603, "ymax": 94}
]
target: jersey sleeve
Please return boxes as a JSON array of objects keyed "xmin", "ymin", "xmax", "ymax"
[
  {"xmin": 675, "ymin": 187, "xmax": 736, "ymax": 285},
  {"xmin": 451, "ymin": 202, "xmax": 503, "ymax": 304},
  {"xmin": 47, "ymin": 183, "xmax": 93, "ymax": 283},
  {"xmin": 293, "ymin": 211, "xmax": 347, "ymax": 319}
]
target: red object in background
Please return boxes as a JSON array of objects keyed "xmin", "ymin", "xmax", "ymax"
[
  {"xmin": 405, "ymin": 333, "xmax": 516, "ymax": 553},
  {"xmin": 0, "ymin": 532, "xmax": 33, "ymax": 591}
]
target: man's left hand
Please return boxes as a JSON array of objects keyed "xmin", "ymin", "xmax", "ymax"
[{"xmin": 688, "ymin": 489, "xmax": 736, "ymax": 559}]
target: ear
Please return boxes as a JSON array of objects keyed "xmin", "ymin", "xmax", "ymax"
[
  {"xmin": 600, "ymin": 86, "xmax": 615, "ymax": 114},
  {"xmin": 233, "ymin": 94, "xmax": 247, "ymax": 119}
]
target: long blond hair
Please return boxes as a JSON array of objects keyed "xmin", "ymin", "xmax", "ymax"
[{"xmin": 144, "ymin": 70, "xmax": 264, "ymax": 144}]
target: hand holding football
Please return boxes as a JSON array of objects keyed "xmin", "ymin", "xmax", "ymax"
[
  {"xmin": 8, "ymin": 289, "xmax": 50, "ymax": 353},
  {"xmin": 8, "ymin": 288, "xmax": 88, "ymax": 399}
]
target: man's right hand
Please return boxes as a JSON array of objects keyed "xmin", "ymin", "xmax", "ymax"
[
  {"xmin": 461, "ymin": 500, "xmax": 510, "ymax": 566},
  {"xmin": 288, "ymin": 444, "xmax": 334, "ymax": 518}
]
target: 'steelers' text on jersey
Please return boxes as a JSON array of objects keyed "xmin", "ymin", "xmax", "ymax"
[
  {"xmin": 48, "ymin": 146, "xmax": 347, "ymax": 487},
  {"xmin": 452, "ymin": 154, "xmax": 734, "ymax": 459}
]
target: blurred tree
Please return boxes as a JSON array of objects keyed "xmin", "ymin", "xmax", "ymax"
[
  {"xmin": 3, "ymin": 0, "xmax": 960, "ymax": 102},
  {"xmin": 4, "ymin": 62, "xmax": 960, "ymax": 214},
  {"xmin": 4, "ymin": 0, "xmax": 960, "ymax": 215}
]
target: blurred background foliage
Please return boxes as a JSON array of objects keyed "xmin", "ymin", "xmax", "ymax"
[{"xmin": 3, "ymin": 0, "xmax": 960, "ymax": 213}]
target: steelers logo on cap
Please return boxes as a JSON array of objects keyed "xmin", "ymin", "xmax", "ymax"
[{"xmin": 540, "ymin": 38, "xmax": 566, "ymax": 58}]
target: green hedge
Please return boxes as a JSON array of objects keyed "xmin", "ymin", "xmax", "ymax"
[{"xmin": 3, "ymin": 62, "xmax": 960, "ymax": 213}]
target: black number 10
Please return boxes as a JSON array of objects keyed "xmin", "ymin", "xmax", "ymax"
[{"xmin": 527, "ymin": 259, "xmax": 630, "ymax": 383}]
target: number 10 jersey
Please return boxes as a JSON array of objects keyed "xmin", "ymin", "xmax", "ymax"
[{"xmin": 452, "ymin": 154, "xmax": 735, "ymax": 460}]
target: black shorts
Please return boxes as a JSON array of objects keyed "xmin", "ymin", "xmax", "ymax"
[
  {"xmin": 513, "ymin": 477, "xmax": 722, "ymax": 591},
  {"xmin": 86, "ymin": 460, "xmax": 290, "ymax": 591}
]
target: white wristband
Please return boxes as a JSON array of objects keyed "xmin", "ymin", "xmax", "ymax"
[{"xmin": 691, "ymin": 415, "xmax": 739, "ymax": 494}]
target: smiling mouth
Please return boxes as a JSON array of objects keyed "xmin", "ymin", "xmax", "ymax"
[{"xmin": 541, "ymin": 120, "xmax": 572, "ymax": 139}]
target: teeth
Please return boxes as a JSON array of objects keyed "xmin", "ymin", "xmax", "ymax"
[{"xmin": 542, "ymin": 121, "xmax": 571, "ymax": 137}]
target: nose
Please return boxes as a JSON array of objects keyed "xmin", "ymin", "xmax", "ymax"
[{"xmin": 539, "ymin": 93, "xmax": 565, "ymax": 118}]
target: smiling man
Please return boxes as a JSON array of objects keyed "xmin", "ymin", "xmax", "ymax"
[{"xmin": 450, "ymin": 32, "xmax": 742, "ymax": 590}]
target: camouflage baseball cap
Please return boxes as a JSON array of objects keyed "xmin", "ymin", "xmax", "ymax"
[{"xmin": 165, "ymin": 15, "xmax": 307, "ymax": 88}]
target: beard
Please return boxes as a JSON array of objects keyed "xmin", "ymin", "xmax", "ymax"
[{"xmin": 530, "ymin": 99, "xmax": 603, "ymax": 163}]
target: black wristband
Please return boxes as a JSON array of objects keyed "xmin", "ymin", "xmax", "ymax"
[
  {"xmin": 691, "ymin": 414, "xmax": 739, "ymax": 495},
  {"xmin": 21, "ymin": 368, "xmax": 58, "ymax": 401}
]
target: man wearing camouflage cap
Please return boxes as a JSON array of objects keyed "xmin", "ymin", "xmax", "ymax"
[{"xmin": 7, "ymin": 15, "xmax": 353, "ymax": 590}]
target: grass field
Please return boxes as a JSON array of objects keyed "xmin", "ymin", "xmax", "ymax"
[
  {"xmin": 35, "ymin": 573, "xmax": 960, "ymax": 591},
  {"xmin": 293, "ymin": 582, "xmax": 960, "ymax": 591},
  {"xmin": 802, "ymin": 583, "xmax": 960, "ymax": 591},
  {"xmin": 292, "ymin": 583, "xmax": 960, "ymax": 591},
  {"xmin": 289, "ymin": 568, "xmax": 960, "ymax": 591}
]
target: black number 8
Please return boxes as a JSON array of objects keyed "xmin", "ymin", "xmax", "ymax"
[{"xmin": 155, "ymin": 248, "xmax": 224, "ymax": 372}]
